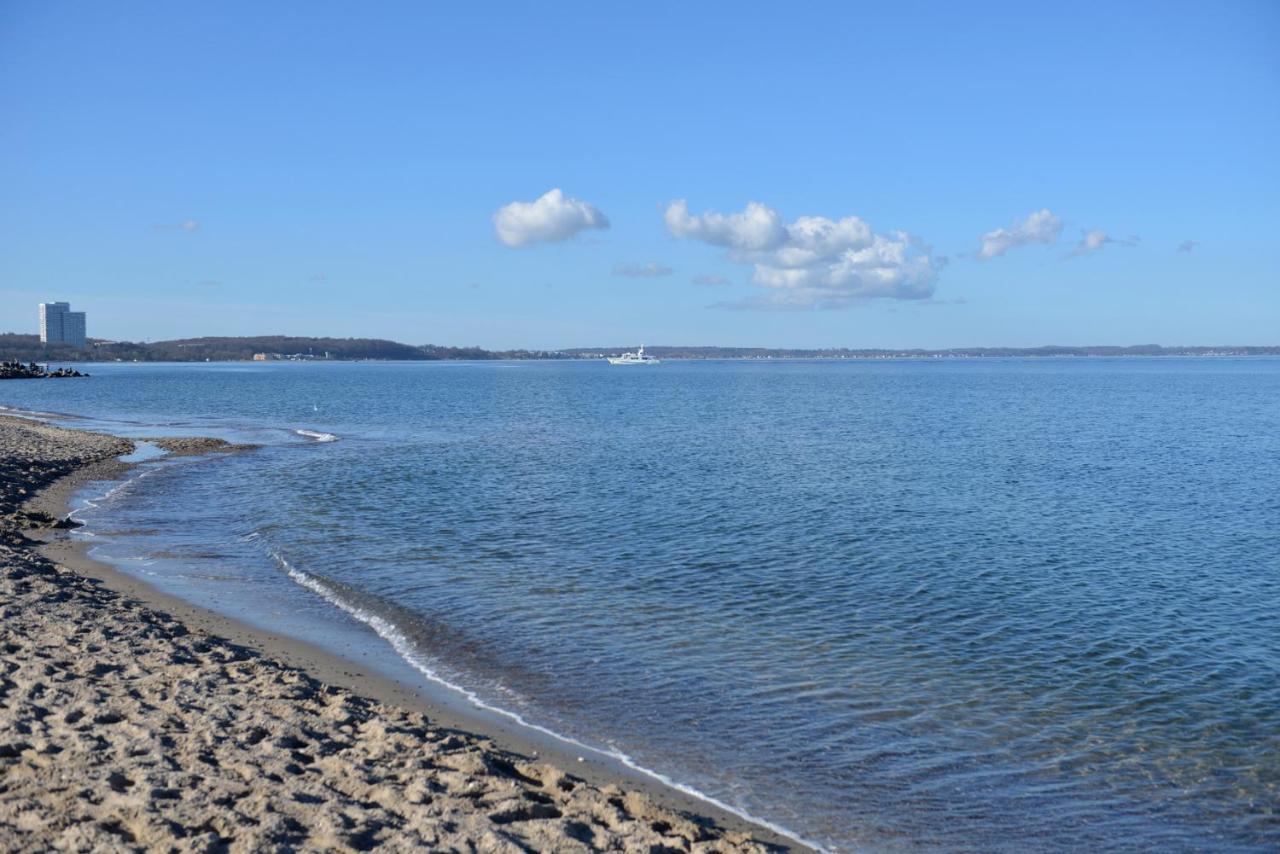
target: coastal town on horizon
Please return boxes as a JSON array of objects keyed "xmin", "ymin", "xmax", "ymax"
[{"xmin": 5, "ymin": 303, "xmax": 1278, "ymax": 364}]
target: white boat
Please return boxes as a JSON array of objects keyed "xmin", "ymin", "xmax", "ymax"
[{"xmin": 607, "ymin": 345, "xmax": 660, "ymax": 365}]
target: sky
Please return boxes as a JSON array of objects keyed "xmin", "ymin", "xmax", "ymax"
[{"xmin": 1, "ymin": 1, "xmax": 1277, "ymax": 349}]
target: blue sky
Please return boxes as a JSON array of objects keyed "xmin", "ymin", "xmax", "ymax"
[{"xmin": 1, "ymin": 1, "xmax": 1277, "ymax": 348}]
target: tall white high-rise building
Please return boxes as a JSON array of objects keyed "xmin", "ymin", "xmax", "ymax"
[{"xmin": 39, "ymin": 302, "xmax": 87, "ymax": 349}]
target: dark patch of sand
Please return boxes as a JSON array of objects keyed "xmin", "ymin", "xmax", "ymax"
[{"xmin": 149, "ymin": 437, "xmax": 261, "ymax": 456}]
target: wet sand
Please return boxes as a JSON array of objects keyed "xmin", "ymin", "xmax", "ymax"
[{"xmin": 0, "ymin": 414, "xmax": 799, "ymax": 852}]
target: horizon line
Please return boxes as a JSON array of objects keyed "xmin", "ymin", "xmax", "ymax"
[{"xmin": 3, "ymin": 332, "xmax": 1279, "ymax": 354}]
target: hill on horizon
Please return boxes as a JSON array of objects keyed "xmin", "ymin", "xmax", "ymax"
[
  {"xmin": 0, "ymin": 334, "xmax": 561, "ymax": 362},
  {"xmin": 2, "ymin": 334, "xmax": 1276, "ymax": 363}
]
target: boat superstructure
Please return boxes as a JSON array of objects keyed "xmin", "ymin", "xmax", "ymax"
[{"xmin": 607, "ymin": 346, "xmax": 660, "ymax": 365}]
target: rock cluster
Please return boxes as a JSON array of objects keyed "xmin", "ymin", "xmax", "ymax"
[{"xmin": 0, "ymin": 361, "xmax": 88, "ymax": 380}]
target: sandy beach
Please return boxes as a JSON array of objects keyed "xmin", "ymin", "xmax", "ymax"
[{"xmin": 0, "ymin": 414, "xmax": 794, "ymax": 852}]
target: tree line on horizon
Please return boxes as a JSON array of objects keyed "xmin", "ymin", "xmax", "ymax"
[
  {"xmin": 0, "ymin": 333, "xmax": 1275, "ymax": 363},
  {"xmin": 0, "ymin": 334, "xmax": 564, "ymax": 362}
]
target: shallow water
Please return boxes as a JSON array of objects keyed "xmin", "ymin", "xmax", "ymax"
[{"xmin": 4, "ymin": 359, "xmax": 1278, "ymax": 851}]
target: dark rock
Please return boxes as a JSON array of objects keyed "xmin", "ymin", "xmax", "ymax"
[{"xmin": 0, "ymin": 361, "xmax": 88, "ymax": 380}]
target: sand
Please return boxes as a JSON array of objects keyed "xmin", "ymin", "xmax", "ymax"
[
  {"xmin": 0, "ymin": 415, "xmax": 794, "ymax": 852},
  {"xmin": 147, "ymin": 437, "xmax": 263, "ymax": 456}
]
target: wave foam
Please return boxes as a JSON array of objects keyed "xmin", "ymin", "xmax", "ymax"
[
  {"xmin": 0, "ymin": 404, "xmax": 66, "ymax": 420},
  {"xmin": 69, "ymin": 465, "xmax": 164, "ymax": 521},
  {"xmin": 295, "ymin": 429, "xmax": 339, "ymax": 443},
  {"xmin": 270, "ymin": 551, "xmax": 818, "ymax": 851}
]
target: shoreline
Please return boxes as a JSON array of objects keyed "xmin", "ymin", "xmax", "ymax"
[{"xmin": 0, "ymin": 414, "xmax": 807, "ymax": 851}]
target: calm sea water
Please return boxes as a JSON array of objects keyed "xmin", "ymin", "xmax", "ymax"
[{"xmin": 4, "ymin": 359, "xmax": 1278, "ymax": 851}]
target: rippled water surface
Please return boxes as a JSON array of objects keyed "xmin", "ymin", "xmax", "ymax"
[{"xmin": 4, "ymin": 359, "xmax": 1278, "ymax": 851}]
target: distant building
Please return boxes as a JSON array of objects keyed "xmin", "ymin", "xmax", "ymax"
[{"xmin": 39, "ymin": 301, "xmax": 87, "ymax": 349}]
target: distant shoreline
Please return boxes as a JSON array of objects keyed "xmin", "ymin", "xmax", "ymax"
[{"xmin": 1, "ymin": 331, "xmax": 1278, "ymax": 365}]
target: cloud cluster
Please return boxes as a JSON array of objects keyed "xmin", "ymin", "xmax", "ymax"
[
  {"xmin": 664, "ymin": 200, "xmax": 939, "ymax": 308},
  {"xmin": 493, "ymin": 189, "xmax": 609, "ymax": 248},
  {"xmin": 1070, "ymin": 229, "xmax": 1139, "ymax": 257},
  {"xmin": 974, "ymin": 209, "xmax": 1062, "ymax": 259},
  {"xmin": 613, "ymin": 262, "xmax": 673, "ymax": 278}
]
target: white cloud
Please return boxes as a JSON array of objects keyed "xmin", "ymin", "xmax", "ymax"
[
  {"xmin": 665, "ymin": 199, "xmax": 940, "ymax": 308},
  {"xmin": 1070, "ymin": 229, "xmax": 1139, "ymax": 257},
  {"xmin": 974, "ymin": 209, "xmax": 1062, "ymax": 259},
  {"xmin": 692, "ymin": 273, "xmax": 731, "ymax": 285},
  {"xmin": 492, "ymin": 188, "xmax": 609, "ymax": 248},
  {"xmin": 664, "ymin": 200, "xmax": 787, "ymax": 251},
  {"xmin": 613, "ymin": 262, "xmax": 673, "ymax": 278}
]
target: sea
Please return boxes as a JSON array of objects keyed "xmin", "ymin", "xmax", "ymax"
[{"xmin": 3, "ymin": 358, "xmax": 1277, "ymax": 852}]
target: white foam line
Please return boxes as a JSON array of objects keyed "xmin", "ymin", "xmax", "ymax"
[
  {"xmin": 0, "ymin": 405, "xmax": 63, "ymax": 421},
  {"xmin": 8, "ymin": 402, "xmax": 328, "ymax": 453},
  {"xmin": 68, "ymin": 465, "xmax": 164, "ymax": 520},
  {"xmin": 295, "ymin": 429, "xmax": 339, "ymax": 443},
  {"xmin": 271, "ymin": 552, "xmax": 823, "ymax": 852}
]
